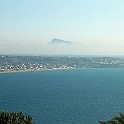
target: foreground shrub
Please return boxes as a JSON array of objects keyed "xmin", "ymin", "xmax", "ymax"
[
  {"xmin": 99, "ymin": 113, "xmax": 124, "ymax": 124},
  {"xmin": 0, "ymin": 110, "xmax": 34, "ymax": 124}
]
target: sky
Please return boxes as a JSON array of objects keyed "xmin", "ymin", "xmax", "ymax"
[{"xmin": 0, "ymin": 0, "xmax": 124, "ymax": 55}]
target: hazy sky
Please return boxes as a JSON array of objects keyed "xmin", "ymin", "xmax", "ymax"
[{"xmin": 0, "ymin": 0, "xmax": 124, "ymax": 55}]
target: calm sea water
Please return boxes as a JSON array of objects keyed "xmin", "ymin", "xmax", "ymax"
[{"xmin": 0, "ymin": 68, "xmax": 124, "ymax": 124}]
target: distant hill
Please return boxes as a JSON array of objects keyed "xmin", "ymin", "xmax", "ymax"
[{"xmin": 48, "ymin": 38, "xmax": 73, "ymax": 44}]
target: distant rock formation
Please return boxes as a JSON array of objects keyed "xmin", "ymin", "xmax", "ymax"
[{"xmin": 48, "ymin": 38, "xmax": 73, "ymax": 44}]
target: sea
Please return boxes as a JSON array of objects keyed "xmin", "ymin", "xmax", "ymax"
[{"xmin": 0, "ymin": 68, "xmax": 124, "ymax": 124}]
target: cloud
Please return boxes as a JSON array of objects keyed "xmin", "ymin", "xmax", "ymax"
[{"xmin": 1, "ymin": 38, "xmax": 124, "ymax": 55}]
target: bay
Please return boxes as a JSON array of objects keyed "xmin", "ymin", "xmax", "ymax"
[{"xmin": 0, "ymin": 68, "xmax": 124, "ymax": 124}]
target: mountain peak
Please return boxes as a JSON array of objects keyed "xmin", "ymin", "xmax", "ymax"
[{"xmin": 48, "ymin": 38, "xmax": 73, "ymax": 44}]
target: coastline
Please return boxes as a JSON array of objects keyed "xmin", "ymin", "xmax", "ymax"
[
  {"xmin": 0, "ymin": 68, "xmax": 74, "ymax": 74},
  {"xmin": 0, "ymin": 67, "xmax": 123, "ymax": 74}
]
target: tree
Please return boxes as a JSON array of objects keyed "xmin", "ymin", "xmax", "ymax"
[
  {"xmin": 0, "ymin": 110, "xmax": 34, "ymax": 124},
  {"xmin": 99, "ymin": 113, "xmax": 124, "ymax": 124}
]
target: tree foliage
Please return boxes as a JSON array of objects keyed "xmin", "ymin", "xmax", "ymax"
[
  {"xmin": 99, "ymin": 113, "xmax": 124, "ymax": 124},
  {"xmin": 0, "ymin": 110, "xmax": 34, "ymax": 124}
]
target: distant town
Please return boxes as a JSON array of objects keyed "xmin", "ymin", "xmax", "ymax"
[{"xmin": 0, "ymin": 55, "xmax": 124, "ymax": 73}]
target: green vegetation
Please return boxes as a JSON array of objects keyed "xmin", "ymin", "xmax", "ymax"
[
  {"xmin": 0, "ymin": 110, "xmax": 34, "ymax": 124},
  {"xmin": 99, "ymin": 113, "xmax": 124, "ymax": 124},
  {"xmin": 1, "ymin": 110, "xmax": 124, "ymax": 124}
]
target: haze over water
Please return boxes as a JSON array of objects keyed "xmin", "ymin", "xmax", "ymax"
[
  {"xmin": 1, "ymin": 0, "xmax": 124, "ymax": 55},
  {"xmin": 1, "ymin": 1, "xmax": 124, "ymax": 124}
]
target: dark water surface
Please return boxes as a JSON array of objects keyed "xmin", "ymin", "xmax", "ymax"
[{"xmin": 0, "ymin": 68, "xmax": 124, "ymax": 124}]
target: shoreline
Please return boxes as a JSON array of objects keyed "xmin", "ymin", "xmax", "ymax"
[
  {"xmin": 1, "ymin": 67, "xmax": 123, "ymax": 74},
  {"xmin": 0, "ymin": 68, "xmax": 74, "ymax": 74}
]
